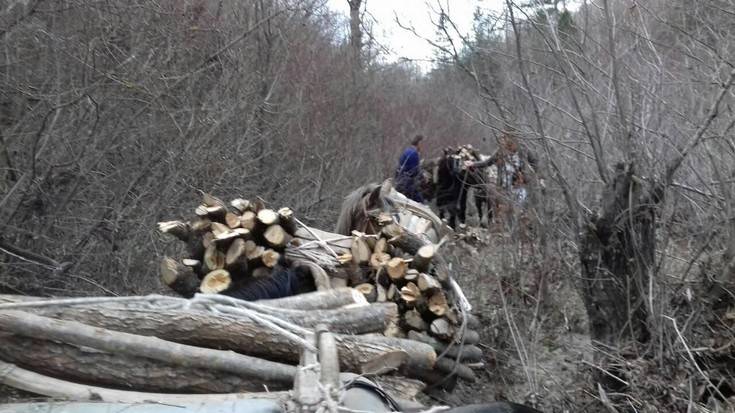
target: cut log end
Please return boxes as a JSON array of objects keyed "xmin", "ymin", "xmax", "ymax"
[
  {"xmin": 157, "ymin": 221, "xmax": 190, "ymax": 241},
  {"xmin": 204, "ymin": 244, "xmax": 226, "ymax": 271},
  {"xmin": 225, "ymin": 212, "xmax": 242, "ymax": 229},
  {"xmin": 200, "ymin": 269, "xmax": 232, "ymax": 294},
  {"xmin": 262, "ymin": 249, "xmax": 281, "ymax": 268},
  {"xmin": 400, "ymin": 282, "xmax": 420, "ymax": 305},
  {"xmin": 240, "ymin": 211, "xmax": 258, "ymax": 230},
  {"xmin": 355, "ymin": 283, "xmax": 377, "ymax": 302},
  {"xmin": 159, "ymin": 257, "xmax": 200, "ymax": 298},
  {"xmin": 257, "ymin": 209, "xmax": 279, "ymax": 226},
  {"xmin": 418, "ymin": 273, "xmax": 441, "ymax": 293},
  {"xmin": 230, "ymin": 198, "xmax": 252, "ymax": 213},
  {"xmin": 429, "ymin": 318, "xmax": 455, "ymax": 341},
  {"xmin": 226, "ymin": 239, "xmax": 247, "ymax": 266},
  {"xmin": 387, "ymin": 257, "xmax": 408, "ymax": 281},
  {"xmin": 370, "ymin": 252, "xmax": 391, "ymax": 269},
  {"xmin": 264, "ymin": 225, "xmax": 291, "ymax": 248},
  {"xmin": 277, "ymin": 207, "xmax": 297, "ymax": 234},
  {"xmin": 428, "ymin": 291, "xmax": 449, "ymax": 317},
  {"xmin": 412, "ymin": 244, "xmax": 435, "ymax": 273}
]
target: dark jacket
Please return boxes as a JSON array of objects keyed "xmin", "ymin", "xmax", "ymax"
[{"xmin": 394, "ymin": 145, "xmax": 424, "ymax": 202}]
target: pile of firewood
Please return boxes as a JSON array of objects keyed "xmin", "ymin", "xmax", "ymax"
[
  {"xmin": 331, "ymin": 213, "xmax": 483, "ymax": 384},
  {"xmin": 157, "ymin": 194, "xmax": 312, "ymax": 297},
  {"xmin": 0, "ymin": 188, "xmax": 486, "ymax": 404},
  {"xmin": 154, "ymin": 192, "xmax": 483, "ymax": 388}
]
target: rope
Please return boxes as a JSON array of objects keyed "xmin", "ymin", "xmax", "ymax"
[{"xmin": 294, "ymin": 218, "xmax": 340, "ymax": 259}]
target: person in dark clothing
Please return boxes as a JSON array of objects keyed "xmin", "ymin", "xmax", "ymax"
[
  {"xmin": 435, "ymin": 147, "xmax": 465, "ymax": 229},
  {"xmin": 222, "ymin": 258, "xmax": 314, "ymax": 301},
  {"xmin": 394, "ymin": 135, "xmax": 425, "ymax": 203}
]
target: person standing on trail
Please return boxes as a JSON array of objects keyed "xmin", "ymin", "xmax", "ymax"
[{"xmin": 394, "ymin": 135, "xmax": 425, "ymax": 203}]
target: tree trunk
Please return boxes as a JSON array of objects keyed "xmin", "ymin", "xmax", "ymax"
[
  {"xmin": 347, "ymin": 0, "xmax": 363, "ymax": 72},
  {"xmin": 578, "ymin": 163, "xmax": 660, "ymax": 351}
]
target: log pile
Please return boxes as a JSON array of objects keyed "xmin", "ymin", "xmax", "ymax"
[
  {"xmin": 0, "ymin": 291, "xmax": 431, "ymax": 402},
  {"xmin": 157, "ymin": 194, "xmax": 312, "ymax": 298},
  {"xmin": 0, "ymin": 190, "xmax": 483, "ymax": 403},
  {"xmin": 155, "ymin": 193, "xmax": 482, "ymax": 388},
  {"xmin": 333, "ymin": 213, "xmax": 483, "ymax": 385}
]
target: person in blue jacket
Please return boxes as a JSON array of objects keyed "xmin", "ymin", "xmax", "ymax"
[{"xmin": 394, "ymin": 135, "xmax": 425, "ymax": 203}]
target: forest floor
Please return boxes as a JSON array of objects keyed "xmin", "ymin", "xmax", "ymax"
[{"xmin": 421, "ymin": 206, "xmax": 599, "ymax": 413}]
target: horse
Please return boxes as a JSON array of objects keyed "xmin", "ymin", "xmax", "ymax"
[
  {"xmin": 335, "ymin": 180, "xmax": 448, "ymax": 242},
  {"xmin": 430, "ymin": 150, "xmax": 497, "ymax": 229},
  {"xmin": 460, "ymin": 154, "xmax": 498, "ymax": 228}
]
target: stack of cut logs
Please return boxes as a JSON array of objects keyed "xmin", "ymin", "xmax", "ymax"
[
  {"xmin": 157, "ymin": 194, "xmax": 301, "ymax": 297},
  {"xmin": 155, "ymin": 193, "xmax": 483, "ymax": 387},
  {"xmin": 338, "ymin": 212, "xmax": 483, "ymax": 384}
]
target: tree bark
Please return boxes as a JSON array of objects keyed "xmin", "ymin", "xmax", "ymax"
[
  {"xmin": 0, "ymin": 359, "xmax": 289, "ymax": 404},
  {"xmin": 347, "ymin": 0, "xmax": 363, "ymax": 71},
  {"xmin": 578, "ymin": 163, "xmax": 659, "ymax": 349},
  {"xmin": 0, "ymin": 333, "xmax": 281, "ymax": 393},
  {"xmin": 256, "ymin": 287, "xmax": 366, "ymax": 309},
  {"xmin": 0, "ymin": 310, "xmax": 296, "ymax": 384},
  {"xmin": 24, "ymin": 304, "xmax": 434, "ymax": 375}
]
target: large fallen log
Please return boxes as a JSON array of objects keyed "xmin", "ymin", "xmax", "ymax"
[
  {"xmin": 0, "ymin": 288, "xmax": 365, "ymax": 312},
  {"xmin": 0, "ymin": 360, "xmax": 289, "ymax": 404},
  {"xmin": 347, "ymin": 335, "xmax": 436, "ymax": 376},
  {"xmin": 0, "ymin": 333, "xmax": 278, "ymax": 393},
  {"xmin": 30, "ymin": 298, "xmax": 393, "ymax": 336},
  {"xmin": 0, "ymin": 310, "xmax": 296, "ymax": 385},
  {"xmin": 25, "ymin": 305, "xmax": 435, "ymax": 376},
  {"xmin": 256, "ymin": 287, "xmax": 366, "ymax": 310},
  {"xmin": 276, "ymin": 302, "xmax": 398, "ymax": 334},
  {"xmin": 434, "ymin": 358, "xmax": 477, "ymax": 382},
  {"xmin": 371, "ymin": 375, "xmax": 426, "ymax": 400}
]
